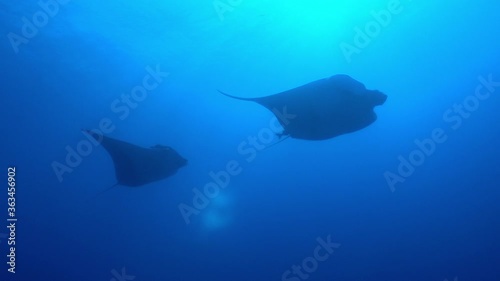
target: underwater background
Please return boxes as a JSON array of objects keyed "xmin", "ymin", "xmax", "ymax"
[{"xmin": 1, "ymin": 0, "xmax": 500, "ymax": 280}]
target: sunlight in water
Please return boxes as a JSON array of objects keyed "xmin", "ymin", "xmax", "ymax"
[{"xmin": 201, "ymin": 194, "xmax": 233, "ymax": 231}]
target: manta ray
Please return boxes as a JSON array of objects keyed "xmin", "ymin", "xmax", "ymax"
[
  {"xmin": 220, "ymin": 74, "xmax": 387, "ymax": 140},
  {"xmin": 84, "ymin": 130, "xmax": 187, "ymax": 187}
]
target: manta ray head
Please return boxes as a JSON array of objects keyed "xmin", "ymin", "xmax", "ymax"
[
  {"xmin": 368, "ymin": 90, "xmax": 387, "ymax": 106},
  {"xmin": 168, "ymin": 149, "xmax": 188, "ymax": 167},
  {"xmin": 330, "ymin": 74, "xmax": 387, "ymax": 107},
  {"xmin": 153, "ymin": 144, "xmax": 188, "ymax": 167}
]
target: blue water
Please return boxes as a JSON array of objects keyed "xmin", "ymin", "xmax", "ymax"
[{"xmin": 1, "ymin": 1, "xmax": 500, "ymax": 280}]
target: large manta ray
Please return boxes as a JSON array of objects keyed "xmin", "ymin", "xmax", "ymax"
[
  {"xmin": 220, "ymin": 74, "xmax": 387, "ymax": 140},
  {"xmin": 84, "ymin": 130, "xmax": 187, "ymax": 186}
]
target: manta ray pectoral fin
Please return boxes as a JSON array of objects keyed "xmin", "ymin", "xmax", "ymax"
[{"xmin": 151, "ymin": 144, "xmax": 171, "ymax": 150}]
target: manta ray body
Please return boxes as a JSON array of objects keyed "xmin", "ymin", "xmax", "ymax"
[
  {"xmin": 220, "ymin": 74, "xmax": 387, "ymax": 140},
  {"xmin": 84, "ymin": 130, "xmax": 187, "ymax": 187}
]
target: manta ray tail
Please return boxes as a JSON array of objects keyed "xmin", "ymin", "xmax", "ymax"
[
  {"xmin": 264, "ymin": 135, "xmax": 291, "ymax": 150},
  {"xmin": 87, "ymin": 183, "xmax": 120, "ymax": 202},
  {"xmin": 218, "ymin": 90, "xmax": 256, "ymax": 101}
]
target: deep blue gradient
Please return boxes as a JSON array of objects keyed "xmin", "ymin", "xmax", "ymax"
[{"xmin": 1, "ymin": 1, "xmax": 500, "ymax": 281}]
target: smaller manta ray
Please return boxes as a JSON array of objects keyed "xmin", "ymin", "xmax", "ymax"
[
  {"xmin": 219, "ymin": 74, "xmax": 387, "ymax": 140},
  {"xmin": 84, "ymin": 130, "xmax": 187, "ymax": 187}
]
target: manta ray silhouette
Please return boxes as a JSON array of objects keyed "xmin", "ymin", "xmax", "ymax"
[
  {"xmin": 84, "ymin": 130, "xmax": 187, "ymax": 187},
  {"xmin": 220, "ymin": 74, "xmax": 387, "ymax": 140}
]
